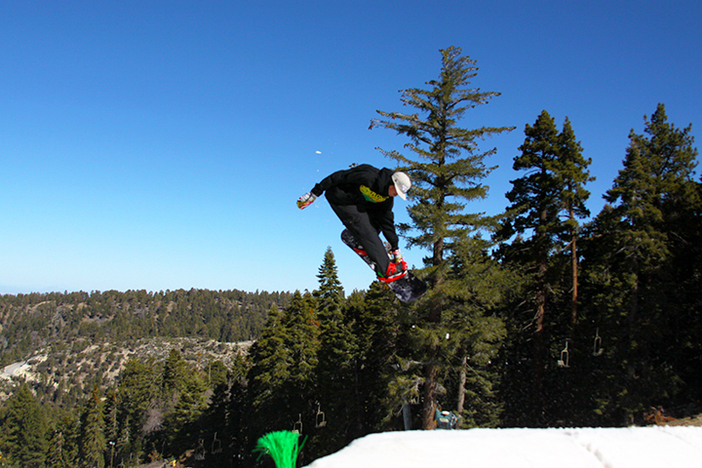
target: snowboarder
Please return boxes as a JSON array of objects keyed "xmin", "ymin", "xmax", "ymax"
[{"xmin": 297, "ymin": 164, "xmax": 411, "ymax": 283}]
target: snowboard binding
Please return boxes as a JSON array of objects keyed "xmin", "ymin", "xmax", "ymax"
[{"xmin": 340, "ymin": 229, "xmax": 427, "ymax": 302}]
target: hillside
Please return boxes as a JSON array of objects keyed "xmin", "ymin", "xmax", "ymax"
[
  {"xmin": 0, "ymin": 288, "xmax": 291, "ymax": 402},
  {"xmin": 0, "ymin": 336, "xmax": 252, "ymax": 402}
]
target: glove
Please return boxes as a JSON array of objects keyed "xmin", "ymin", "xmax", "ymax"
[
  {"xmin": 391, "ymin": 249, "xmax": 408, "ymax": 271},
  {"xmin": 297, "ymin": 192, "xmax": 317, "ymax": 209}
]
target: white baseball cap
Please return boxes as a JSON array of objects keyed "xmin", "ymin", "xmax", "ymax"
[{"xmin": 392, "ymin": 172, "xmax": 411, "ymax": 200}]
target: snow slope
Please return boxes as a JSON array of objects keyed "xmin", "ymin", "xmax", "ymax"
[{"xmin": 305, "ymin": 426, "xmax": 702, "ymax": 468}]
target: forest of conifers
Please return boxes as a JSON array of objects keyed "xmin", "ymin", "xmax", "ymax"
[{"xmin": 1, "ymin": 47, "xmax": 700, "ymax": 467}]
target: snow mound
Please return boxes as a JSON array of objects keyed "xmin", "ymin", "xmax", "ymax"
[{"xmin": 305, "ymin": 426, "xmax": 702, "ymax": 468}]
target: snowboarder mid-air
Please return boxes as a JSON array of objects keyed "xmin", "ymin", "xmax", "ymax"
[{"xmin": 297, "ymin": 164, "xmax": 412, "ymax": 283}]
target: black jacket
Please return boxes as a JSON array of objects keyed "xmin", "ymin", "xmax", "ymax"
[{"xmin": 311, "ymin": 164, "xmax": 399, "ymax": 249}]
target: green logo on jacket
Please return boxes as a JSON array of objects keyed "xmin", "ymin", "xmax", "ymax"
[{"xmin": 360, "ymin": 185, "xmax": 388, "ymax": 203}]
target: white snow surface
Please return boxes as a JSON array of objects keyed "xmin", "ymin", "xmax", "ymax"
[{"xmin": 305, "ymin": 426, "xmax": 702, "ymax": 468}]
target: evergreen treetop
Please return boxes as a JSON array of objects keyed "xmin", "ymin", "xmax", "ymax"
[{"xmin": 371, "ymin": 46, "xmax": 515, "ymax": 278}]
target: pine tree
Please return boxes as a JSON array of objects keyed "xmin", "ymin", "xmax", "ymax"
[
  {"xmin": 115, "ymin": 357, "xmax": 161, "ymax": 459},
  {"xmin": 197, "ymin": 354, "xmax": 249, "ymax": 468},
  {"xmin": 500, "ymin": 111, "xmax": 561, "ymax": 423},
  {"xmin": 315, "ymin": 247, "xmax": 345, "ymax": 311},
  {"xmin": 46, "ymin": 415, "xmax": 80, "ymax": 468},
  {"xmin": 372, "ymin": 46, "xmax": 514, "ymax": 284},
  {"xmin": 313, "ymin": 248, "xmax": 357, "ymax": 457},
  {"xmin": 165, "ymin": 366, "xmax": 208, "ymax": 453},
  {"xmin": 497, "ymin": 110, "xmax": 592, "ymax": 425},
  {"xmin": 79, "ymin": 385, "xmax": 106, "ymax": 468},
  {"xmin": 557, "ymin": 117, "xmax": 593, "ymax": 325},
  {"xmin": 443, "ymin": 238, "xmax": 511, "ymax": 428},
  {"xmin": 248, "ymin": 293, "xmax": 319, "ymax": 445},
  {"xmin": 371, "ymin": 46, "xmax": 514, "ymax": 429},
  {"xmin": 161, "ymin": 347, "xmax": 209, "ymax": 452},
  {"xmin": 583, "ymin": 103, "xmax": 699, "ymax": 423},
  {"xmin": 162, "ymin": 349, "xmax": 188, "ymax": 397},
  {"xmin": 0, "ymin": 382, "xmax": 47, "ymax": 467},
  {"xmin": 280, "ymin": 291, "xmax": 320, "ymax": 460},
  {"xmin": 247, "ymin": 304, "xmax": 293, "ymax": 437},
  {"xmin": 352, "ymin": 282, "xmax": 402, "ymax": 431},
  {"xmin": 103, "ymin": 390, "xmax": 119, "ymax": 468}
]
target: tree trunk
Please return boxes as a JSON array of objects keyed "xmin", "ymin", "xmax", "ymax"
[
  {"xmin": 532, "ymin": 257, "xmax": 547, "ymax": 425},
  {"xmin": 422, "ymin": 362, "xmax": 438, "ymax": 430},
  {"xmin": 624, "ymin": 271, "xmax": 640, "ymax": 425},
  {"xmin": 570, "ymin": 209, "xmax": 578, "ymax": 326},
  {"xmin": 457, "ymin": 355, "xmax": 467, "ymax": 414},
  {"xmin": 402, "ymin": 403, "xmax": 413, "ymax": 430}
]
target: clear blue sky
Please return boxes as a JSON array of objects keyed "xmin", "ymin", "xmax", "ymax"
[{"xmin": 1, "ymin": 0, "xmax": 700, "ymax": 295}]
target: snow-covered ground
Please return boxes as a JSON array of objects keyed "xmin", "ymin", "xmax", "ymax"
[{"xmin": 305, "ymin": 426, "xmax": 702, "ymax": 468}]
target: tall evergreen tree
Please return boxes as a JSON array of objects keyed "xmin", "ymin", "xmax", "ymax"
[
  {"xmin": 0, "ymin": 382, "xmax": 48, "ymax": 467},
  {"xmin": 247, "ymin": 305, "xmax": 293, "ymax": 436},
  {"xmin": 280, "ymin": 291, "xmax": 320, "ymax": 465},
  {"xmin": 497, "ymin": 110, "xmax": 592, "ymax": 425},
  {"xmin": 162, "ymin": 349, "xmax": 188, "ymax": 397},
  {"xmin": 79, "ymin": 385, "xmax": 106, "ymax": 468},
  {"xmin": 315, "ymin": 247, "xmax": 345, "ymax": 311},
  {"xmin": 583, "ymin": 103, "xmax": 699, "ymax": 423},
  {"xmin": 371, "ymin": 46, "xmax": 514, "ymax": 429},
  {"xmin": 499, "ymin": 110, "xmax": 561, "ymax": 422},
  {"xmin": 247, "ymin": 292, "xmax": 319, "ymax": 453},
  {"xmin": 103, "ymin": 390, "xmax": 119, "ymax": 468},
  {"xmin": 201, "ymin": 353, "xmax": 249, "ymax": 468},
  {"xmin": 352, "ymin": 282, "xmax": 403, "ymax": 431},
  {"xmin": 46, "ymin": 415, "xmax": 80, "ymax": 468},
  {"xmin": 313, "ymin": 248, "xmax": 358, "ymax": 457},
  {"xmin": 165, "ymin": 367, "xmax": 209, "ymax": 453},
  {"xmin": 372, "ymin": 46, "xmax": 513, "ymax": 283},
  {"xmin": 556, "ymin": 117, "xmax": 594, "ymax": 325},
  {"xmin": 115, "ymin": 357, "xmax": 161, "ymax": 460}
]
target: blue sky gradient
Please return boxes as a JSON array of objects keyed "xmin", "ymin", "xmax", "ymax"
[{"xmin": 2, "ymin": 0, "xmax": 700, "ymax": 294}]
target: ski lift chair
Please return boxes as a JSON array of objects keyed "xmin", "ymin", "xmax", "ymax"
[
  {"xmin": 593, "ymin": 328, "xmax": 604, "ymax": 356},
  {"xmin": 315, "ymin": 404, "xmax": 327, "ymax": 428},
  {"xmin": 212, "ymin": 432, "xmax": 222, "ymax": 454},
  {"xmin": 292, "ymin": 414, "xmax": 303, "ymax": 434},
  {"xmin": 557, "ymin": 340, "xmax": 570, "ymax": 368},
  {"xmin": 194, "ymin": 439, "xmax": 206, "ymax": 461}
]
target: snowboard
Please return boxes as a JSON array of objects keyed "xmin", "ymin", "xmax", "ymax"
[{"xmin": 341, "ymin": 229, "xmax": 427, "ymax": 303}]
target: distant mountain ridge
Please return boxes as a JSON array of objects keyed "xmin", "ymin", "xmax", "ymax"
[{"xmin": 0, "ymin": 288, "xmax": 292, "ymax": 366}]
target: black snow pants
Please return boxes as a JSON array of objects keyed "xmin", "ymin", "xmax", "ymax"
[{"xmin": 329, "ymin": 202, "xmax": 390, "ymax": 277}]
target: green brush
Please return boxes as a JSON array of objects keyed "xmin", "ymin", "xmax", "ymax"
[{"xmin": 253, "ymin": 431, "xmax": 307, "ymax": 468}]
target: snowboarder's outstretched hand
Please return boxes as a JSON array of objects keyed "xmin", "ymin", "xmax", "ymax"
[
  {"xmin": 391, "ymin": 249, "xmax": 409, "ymax": 272},
  {"xmin": 297, "ymin": 192, "xmax": 317, "ymax": 209}
]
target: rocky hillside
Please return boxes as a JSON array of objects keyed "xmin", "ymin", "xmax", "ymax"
[
  {"xmin": 0, "ymin": 288, "xmax": 290, "ymax": 402},
  {"xmin": 0, "ymin": 336, "xmax": 252, "ymax": 401}
]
